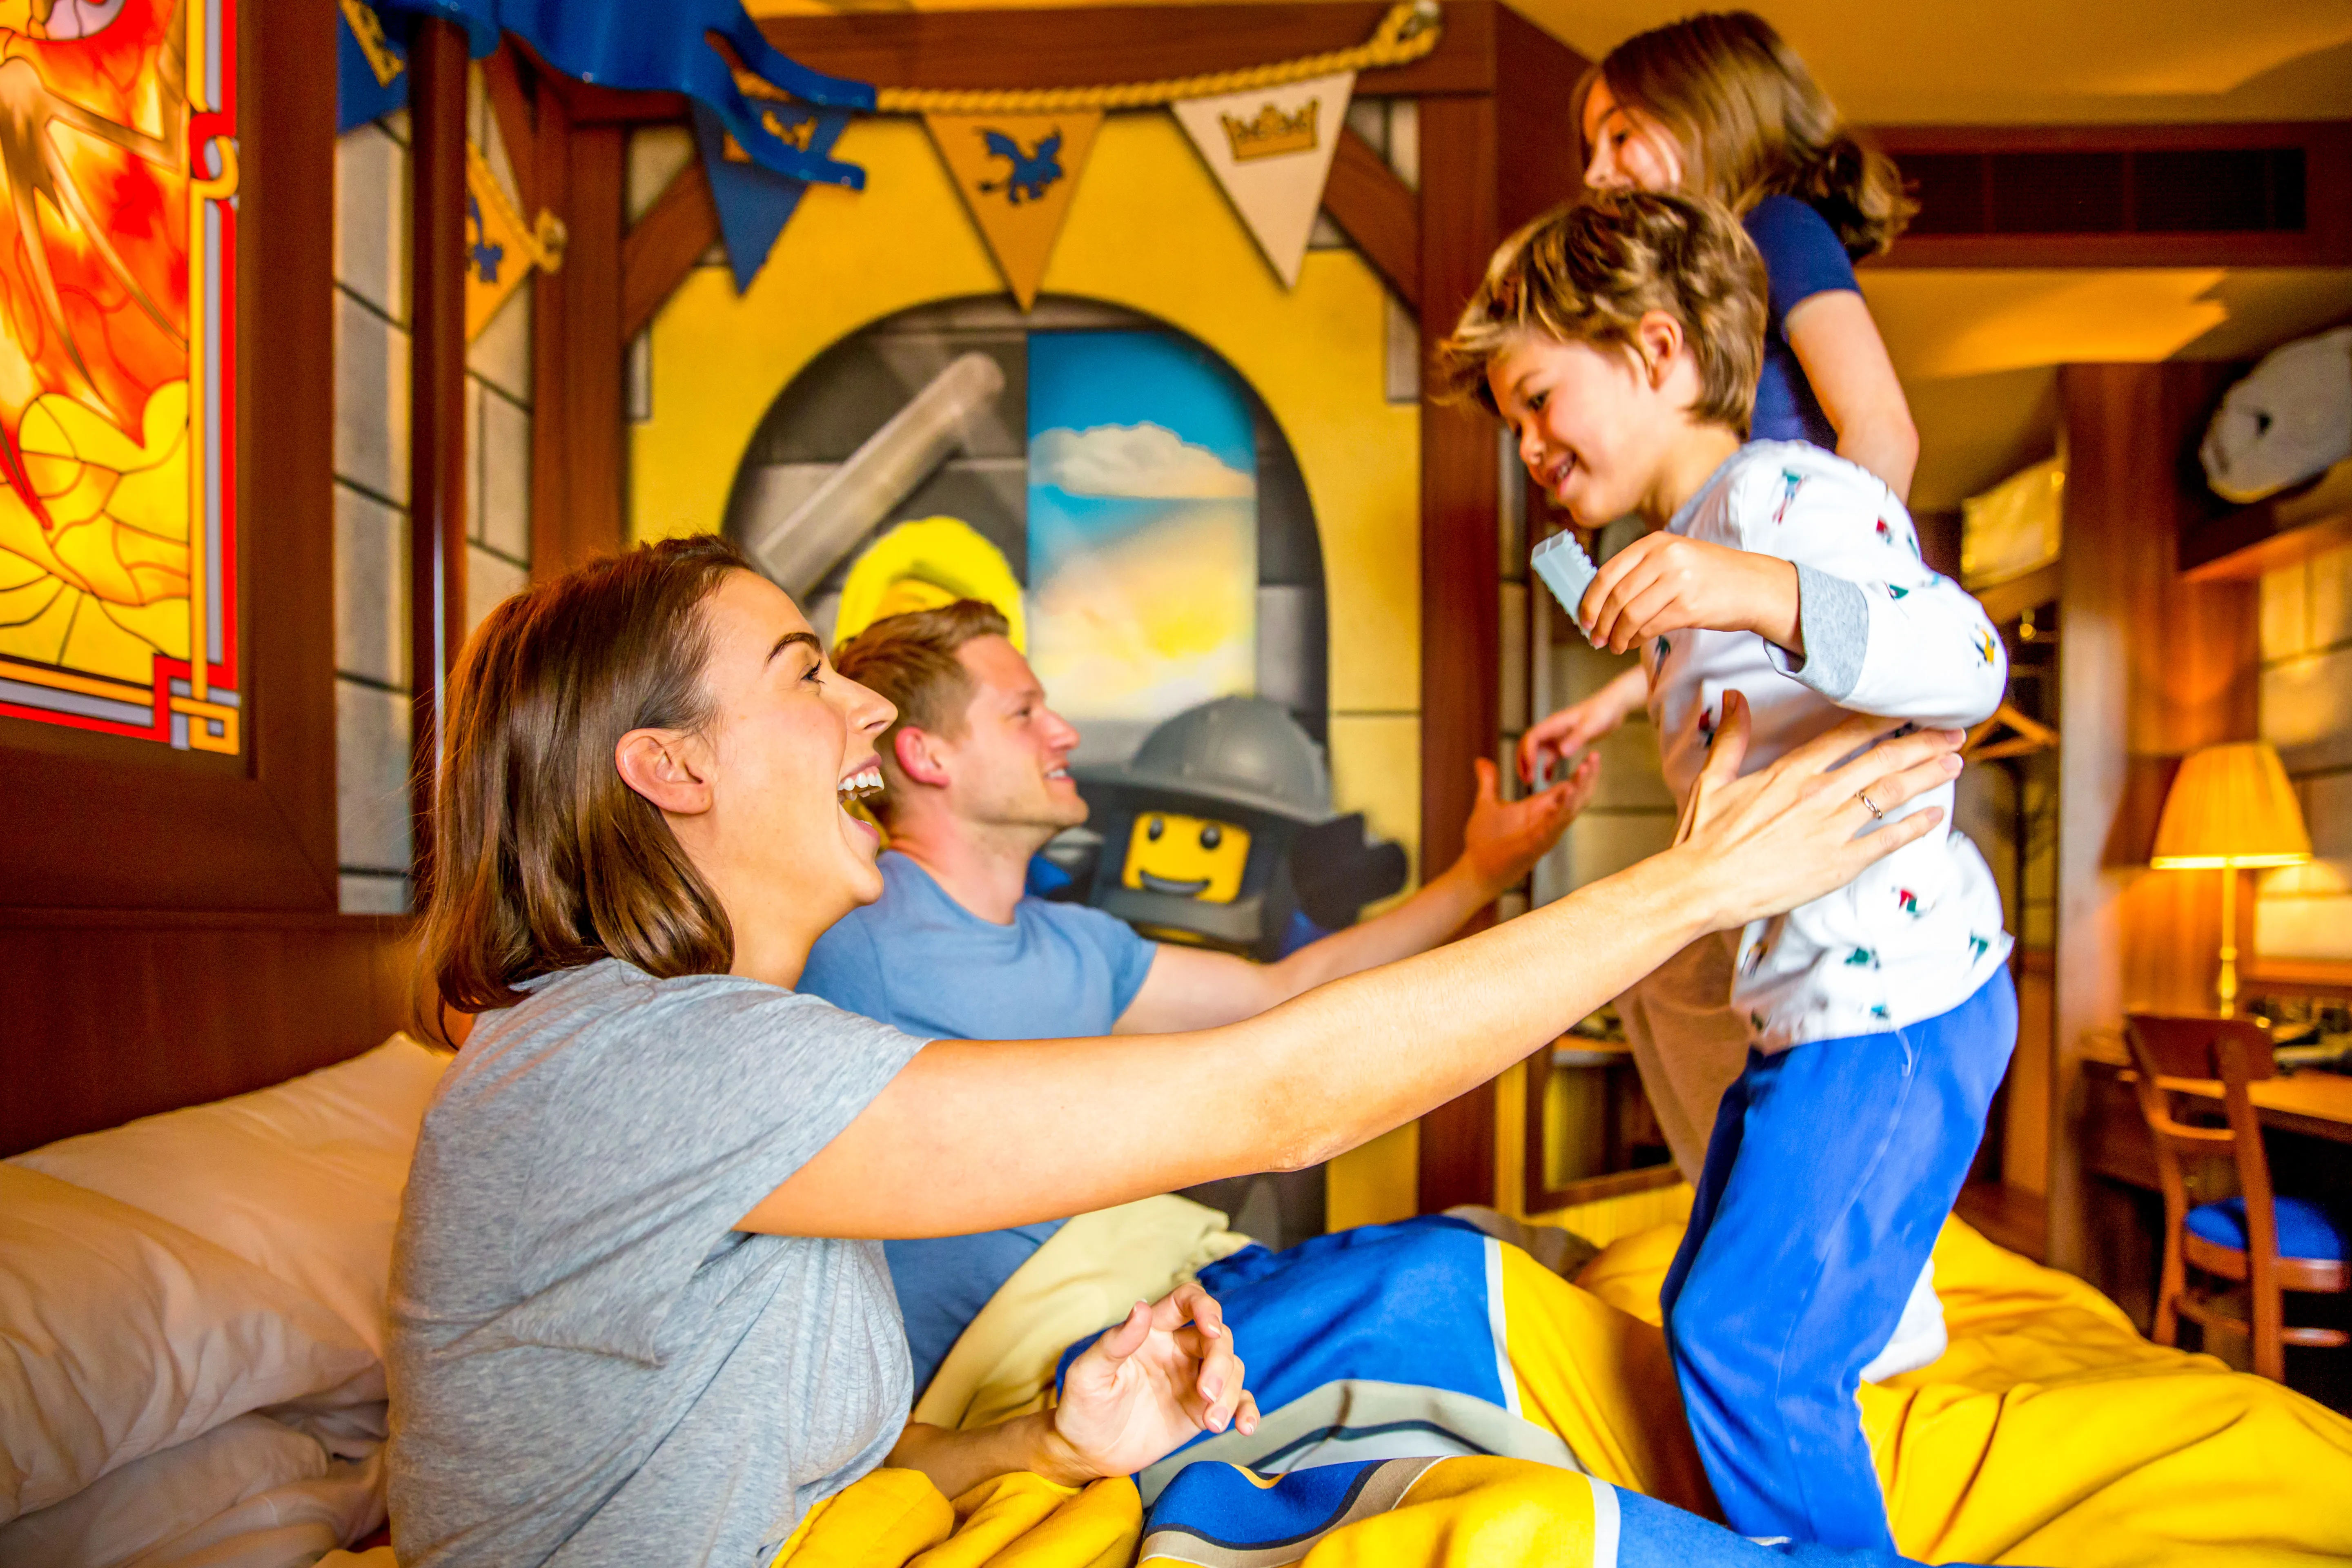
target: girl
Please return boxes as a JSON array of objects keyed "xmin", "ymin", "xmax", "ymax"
[
  {"xmin": 1526, "ymin": 9, "xmax": 1922, "ymax": 793},
  {"xmin": 383, "ymin": 535, "xmax": 1957, "ymax": 1565}
]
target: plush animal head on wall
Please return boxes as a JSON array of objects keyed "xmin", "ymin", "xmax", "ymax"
[{"xmin": 2201, "ymin": 326, "xmax": 2352, "ymax": 505}]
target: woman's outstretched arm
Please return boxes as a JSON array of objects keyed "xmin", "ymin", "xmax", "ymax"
[{"xmin": 741, "ymin": 700, "xmax": 1962, "ymax": 1240}]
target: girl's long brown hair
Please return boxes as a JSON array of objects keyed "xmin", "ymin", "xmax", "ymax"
[
  {"xmin": 1587, "ymin": 11, "xmax": 1914, "ymax": 260},
  {"xmin": 419, "ymin": 535, "xmax": 749, "ymax": 1025}
]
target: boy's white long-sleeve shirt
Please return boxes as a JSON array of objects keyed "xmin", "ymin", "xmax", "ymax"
[{"xmin": 1635, "ymin": 441, "xmax": 2013, "ymax": 1051}]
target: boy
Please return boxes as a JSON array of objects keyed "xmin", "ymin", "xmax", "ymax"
[{"xmin": 1439, "ymin": 191, "xmax": 2014, "ymax": 1553}]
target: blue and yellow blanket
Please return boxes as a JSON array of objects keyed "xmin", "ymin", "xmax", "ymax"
[{"xmin": 773, "ymin": 1210, "xmax": 2352, "ymax": 1568}]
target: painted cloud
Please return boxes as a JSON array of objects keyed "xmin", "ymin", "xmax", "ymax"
[{"xmin": 1031, "ymin": 421, "xmax": 1255, "ymax": 501}]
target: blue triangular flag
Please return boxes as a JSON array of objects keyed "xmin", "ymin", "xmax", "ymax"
[
  {"xmin": 690, "ymin": 102, "xmax": 849, "ymax": 294},
  {"xmin": 337, "ymin": 0, "xmax": 411, "ymax": 133}
]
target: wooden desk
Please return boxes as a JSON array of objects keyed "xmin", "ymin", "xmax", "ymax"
[{"xmin": 2081, "ymin": 1054, "xmax": 2352, "ymax": 1196}]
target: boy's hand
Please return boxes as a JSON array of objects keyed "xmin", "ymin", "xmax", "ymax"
[
  {"xmin": 1580, "ymin": 534, "xmax": 1802, "ymax": 657},
  {"xmin": 1519, "ymin": 667, "xmax": 1647, "ymax": 784}
]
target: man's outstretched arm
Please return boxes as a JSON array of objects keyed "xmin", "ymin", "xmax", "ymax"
[{"xmin": 1114, "ymin": 754, "xmax": 1597, "ymax": 1033}]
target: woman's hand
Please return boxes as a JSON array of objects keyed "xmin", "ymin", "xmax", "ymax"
[
  {"xmin": 1041, "ymin": 1284, "xmax": 1257, "ymax": 1484},
  {"xmin": 1670, "ymin": 690, "xmax": 1962, "ymax": 932},
  {"xmin": 1580, "ymin": 533, "xmax": 1802, "ymax": 656},
  {"xmin": 1519, "ymin": 666, "xmax": 1648, "ymax": 784}
]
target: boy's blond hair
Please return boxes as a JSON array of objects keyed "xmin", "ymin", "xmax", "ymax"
[{"xmin": 1436, "ymin": 189, "xmax": 1767, "ymax": 435}]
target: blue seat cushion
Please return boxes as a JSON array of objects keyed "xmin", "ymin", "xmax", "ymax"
[{"xmin": 2185, "ymin": 1195, "xmax": 2347, "ymax": 1261}]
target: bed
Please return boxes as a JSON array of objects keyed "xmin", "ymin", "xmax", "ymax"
[
  {"xmin": 0, "ymin": 1033, "xmax": 447, "ymax": 1568},
  {"xmin": 6, "ymin": 1040, "xmax": 2349, "ymax": 1568}
]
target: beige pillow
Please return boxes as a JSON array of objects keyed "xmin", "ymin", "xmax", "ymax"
[
  {"xmin": 11, "ymin": 1035, "xmax": 452, "ymax": 1356},
  {"xmin": 0, "ymin": 1167, "xmax": 378, "ymax": 1523}
]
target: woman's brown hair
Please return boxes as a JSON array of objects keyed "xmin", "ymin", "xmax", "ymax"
[
  {"xmin": 419, "ymin": 535, "xmax": 749, "ymax": 1021},
  {"xmin": 1586, "ymin": 10, "xmax": 1914, "ymax": 259}
]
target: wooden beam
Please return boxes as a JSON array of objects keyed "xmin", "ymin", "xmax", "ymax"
[
  {"xmin": 1319, "ymin": 127, "xmax": 1418, "ymax": 309},
  {"xmin": 746, "ymin": 2, "xmax": 1494, "ymax": 105},
  {"xmin": 529, "ymin": 80, "xmax": 574, "ymax": 578},
  {"xmin": 1491, "ymin": 5, "xmax": 1588, "ymax": 236},
  {"xmin": 2047, "ymin": 361, "xmax": 2256, "ymax": 1280},
  {"xmin": 1414, "ymin": 93, "xmax": 1501, "ymax": 1216},
  {"xmin": 2180, "ymin": 457, "xmax": 2352, "ymax": 582},
  {"xmin": 622, "ymin": 161, "xmax": 720, "ymax": 344},
  {"xmin": 482, "ymin": 43, "xmax": 539, "ymax": 215},
  {"xmin": 408, "ymin": 17, "xmax": 470, "ymax": 897},
  {"xmin": 532, "ymin": 119, "xmax": 629, "ymax": 577}
]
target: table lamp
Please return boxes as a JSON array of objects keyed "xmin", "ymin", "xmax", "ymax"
[{"xmin": 2149, "ymin": 740, "xmax": 2312, "ymax": 1017}]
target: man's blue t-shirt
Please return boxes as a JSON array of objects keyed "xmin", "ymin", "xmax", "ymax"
[
  {"xmin": 1743, "ymin": 194, "xmax": 1859, "ymax": 451},
  {"xmin": 798, "ymin": 849, "xmax": 1159, "ymax": 1393}
]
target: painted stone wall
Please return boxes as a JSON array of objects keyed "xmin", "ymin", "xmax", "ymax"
[
  {"xmin": 332, "ymin": 78, "xmax": 535, "ymax": 915},
  {"xmin": 631, "ymin": 104, "xmax": 1426, "ymax": 1224}
]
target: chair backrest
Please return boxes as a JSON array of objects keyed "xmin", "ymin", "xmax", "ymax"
[
  {"xmin": 2122, "ymin": 1013, "xmax": 2276, "ymax": 1083},
  {"xmin": 2122, "ymin": 1012, "xmax": 2280, "ymax": 1258}
]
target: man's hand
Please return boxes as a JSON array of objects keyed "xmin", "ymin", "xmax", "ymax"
[
  {"xmin": 1462, "ymin": 755, "xmax": 1594, "ymax": 897},
  {"xmin": 1581, "ymin": 533, "xmax": 1802, "ymax": 657},
  {"xmin": 1041, "ymin": 1284, "xmax": 1257, "ymax": 1483}
]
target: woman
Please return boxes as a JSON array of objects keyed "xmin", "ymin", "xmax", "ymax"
[{"xmin": 385, "ymin": 535, "xmax": 1962, "ymax": 1565}]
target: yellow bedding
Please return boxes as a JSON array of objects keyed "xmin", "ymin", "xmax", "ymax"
[{"xmin": 782, "ymin": 1214, "xmax": 2352, "ymax": 1567}]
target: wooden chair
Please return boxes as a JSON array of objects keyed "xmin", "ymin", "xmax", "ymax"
[{"xmin": 2122, "ymin": 1013, "xmax": 2350, "ymax": 1382}]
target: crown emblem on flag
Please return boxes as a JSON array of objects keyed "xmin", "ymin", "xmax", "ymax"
[{"xmin": 1220, "ymin": 98, "xmax": 1320, "ymax": 161}]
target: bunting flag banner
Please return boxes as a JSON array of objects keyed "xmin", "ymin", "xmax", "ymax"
[
  {"xmin": 337, "ymin": 0, "xmax": 409, "ymax": 131},
  {"xmin": 376, "ymin": 0, "xmax": 876, "ymax": 187},
  {"xmin": 463, "ymin": 142, "xmax": 566, "ymax": 341},
  {"xmin": 692, "ymin": 101, "xmax": 851, "ymax": 293},
  {"xmin": 1171, "ymin": 70, "xmax": 1355, "ymax": 288},
  {"xmin": 925, "ymin": 111, "xmax": 1104, "ymax": 310}
]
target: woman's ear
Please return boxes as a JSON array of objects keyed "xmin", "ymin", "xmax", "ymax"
[
  {"xmin": 1635, "ymin": 310, "xmax": 1687, "ymax": 388},
  {"xmin": 615, "ymin": 728, "xmax": 713, "ymax": 815},
  {"xmin": 893, "ymin": 725, "xmax": 952, "ymax": 790}
]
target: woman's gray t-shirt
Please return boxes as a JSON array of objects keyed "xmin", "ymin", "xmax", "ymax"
[{"xmin": 387, "ymin": 959, "xmax": 929, "ymax": 1566}]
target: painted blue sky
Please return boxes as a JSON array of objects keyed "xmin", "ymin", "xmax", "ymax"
[{"xmin": 1027, "ymin": 330, "xmax": 1255, "ymax": 479}]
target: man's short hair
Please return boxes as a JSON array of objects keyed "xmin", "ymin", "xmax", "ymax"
[
  {"xmin": 832, "ymin": 599, "xmax": 1011, "ymax": 818},
  {"xmin": 1436, "ymin": 189, "xmax": 1766, "ymax": 435}
]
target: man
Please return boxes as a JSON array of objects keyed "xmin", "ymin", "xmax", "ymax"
[{"xmin": 801, "ymin": 600, "xmax": 1595, "ymax": 1390}]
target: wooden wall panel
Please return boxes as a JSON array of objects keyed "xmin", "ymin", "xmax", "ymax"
[
  {"xmin": 2046, "ymin": 361, "xmax": 2257, "ymax": 1274},
  {"xmin": 0, "ymin": 913, "xmax": 422, "ymax": 1157}
]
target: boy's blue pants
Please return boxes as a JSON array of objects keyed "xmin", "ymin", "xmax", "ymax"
[{"xmin": 1661, "ymin": 969, "xmax": 2017, "ymax": 1552}]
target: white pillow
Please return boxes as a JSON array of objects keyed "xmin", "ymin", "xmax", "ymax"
[
  {"xmin": 0, "ymin": 1412, "xmax": 328, "ymax": 1568},
  {"xmin": 11, "ymin": 1035, "xmax": 452, "ymax": 1357},
  {"xmin": 0, "ymin": 1168, "xmax": 378, "ymax": 1523}
]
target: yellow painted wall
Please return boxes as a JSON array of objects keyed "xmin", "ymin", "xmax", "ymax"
[{"xmin": 631, "ymin": 111, "xmax": 1427, "ymax": 1224}]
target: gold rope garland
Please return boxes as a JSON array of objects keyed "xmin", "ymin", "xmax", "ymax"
[{"xmin": 866, "ymin": 0, "xmax": 1443, "ymax": 115}]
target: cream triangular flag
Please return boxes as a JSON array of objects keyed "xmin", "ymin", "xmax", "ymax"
[
  {"xmin": 1171, "ymin": 71, "xmax": 1354, "ymax": 288},
  {"xmin": 927, "ymin": 112, "xmax": 1104, "ymax": 310}
]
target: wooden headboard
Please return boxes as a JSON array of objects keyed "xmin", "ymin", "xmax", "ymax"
[{"xmin": 0, "ymin": 910, "xmax": 424, "ymax": 1157}]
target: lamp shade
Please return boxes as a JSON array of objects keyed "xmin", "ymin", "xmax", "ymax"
[{"xmin": 2150, "ymin": 741, "xmax": 2314, "ymax": 869}]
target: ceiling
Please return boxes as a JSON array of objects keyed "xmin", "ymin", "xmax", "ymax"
[{"xmin": 750, "ymin": 0, "xmax": 2352, "ymax": 508}]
